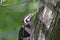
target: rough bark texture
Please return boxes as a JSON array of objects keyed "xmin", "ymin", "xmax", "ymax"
[{"xmin": 33, "ymin": 1, "xmax": 60, "ymax": 40}]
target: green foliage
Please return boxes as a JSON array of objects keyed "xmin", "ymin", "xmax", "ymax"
[
  {"xmin": 0, "ymin": 0, "xmax": 37, "ymax": 40},
  {"xmin": 33, "ymin": 0, "xmax": 37, "ymax": 2}
]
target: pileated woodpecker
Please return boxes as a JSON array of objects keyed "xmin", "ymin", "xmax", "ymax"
[{"xmin": 18, "ymin": 13, "xmax": 36, "ymax": 40}]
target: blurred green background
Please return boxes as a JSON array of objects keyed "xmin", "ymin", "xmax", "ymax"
[{"xmin": 0, "ymin": 0, "xmax": 38, "ymax": 40}]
